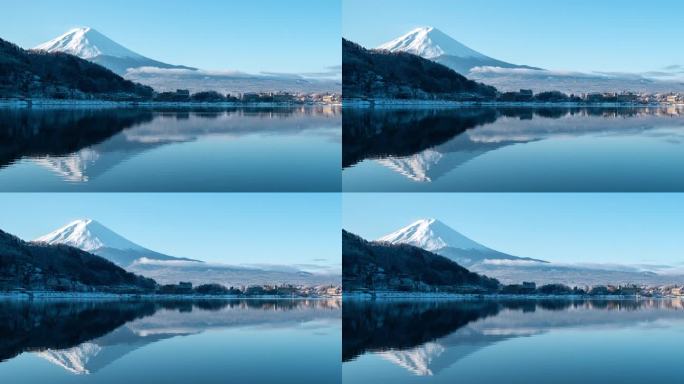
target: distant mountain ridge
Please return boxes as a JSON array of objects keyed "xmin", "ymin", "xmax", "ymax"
[
  {"xmin": 34, "ymin": 219, "xmax": 340, "ymax": 287},
  {"xmin": 33, "ymin": 27, "xmax": 196, "ymax": 76},
  {"xmin": 377, "ymin": 27, "xmax": 538, "ymax": 74},
  {"xmin": 34, "ymin": 219, "xmax": 199, "ymax": 267},
  {"xmin": 378, "ymin": 218, "xmax": 684, "ymax": 286},
  {"xmin": 378, "ymin": 218, "xmax": 547, "ymax": 268},
  {"xmin": 33, "ymin": 27, "xmax": 340, "ymax": 94},
  {"xmin": 377, "ymin": 26, "xmax": 684, "ymax": 94}
]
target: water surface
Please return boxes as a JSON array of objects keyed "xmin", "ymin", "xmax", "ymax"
[
  {"xmin": 0, "ymin": 298, "xmax": 341, "ymax": 383},
  {"xmin": 0, "ymin": 107, "xmax": 340, "ymax": 191},
  {"xmin": 343, "ymin": 299, "xmax": 684, "ymax": 383},
  {"xmin": 343, "ymin": 107, "xmax": 684, "ymax": 191}
]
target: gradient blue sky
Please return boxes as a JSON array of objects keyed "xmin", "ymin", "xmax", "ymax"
[
  {"xmin": 343, "ymin": 0, "xmax": 684, "ymax": 73},
  {"xmin": 1, "ymin": 0, "xmax": 340, "ymax": 74},
  {"xmin": 344, "ymin": 194, "xmax": 684, "ymax": 266},
  {"xmin": 0, "ymin": 194, "xmax": 340, "ymax": 270}
]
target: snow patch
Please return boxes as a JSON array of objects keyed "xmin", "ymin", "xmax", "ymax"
[
  {"xmin": 377, "ymin": 26, "xmax": 486, "ymax": 60},
  {"xmin": 34, "ymin": 27, "xmax": 144, "ymax": 60},
  {"xmin": 377, "ymin": 218, "xmax": 489, "ymax": 252},
  {"xmin": 33, "ymin": 218, "xmax": 148, "ymax": 253}
]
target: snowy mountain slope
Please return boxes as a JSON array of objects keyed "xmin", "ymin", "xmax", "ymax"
[
  {"xmin": 377, "ymin": 27, "xmax": 537, "ymax": 74},
  {"xmin": 377, "ymin": 26, "xmax": 684, "ymax": 93},
  {"xmin": 32, "ymin": 27, "xmax": 338, "ymax": 93},
  {"xmin": 35, "ymin": 218, "xmax": 145, "ymax": 253},
  {"xmin": 376, "ymin": 218, "xmax": 684, "ymax": 286},
  {"xmin": 33, "ymin": 27, "xmax": 195, "ymax": 75},
  {"xmin": 33, "ymin": 219, "xmax": 339, "ymax": 287},
  {"xmin": 378, "ymin": 27, "xmax": 486, "ymax": 60},
  {"xmin": 34, "ymin": 27, "xmax": 144, "ymax": 60},
  {"xmin": 378, "ymin": 218, "xmax": 488, "ymax": 252},
  {"xmin": 377, "ymin": 218, "xmax": 546, "ymax": 268},
  {"xmin": 33, "ymin": 219, "xmax": 198, "ymax": 266}
]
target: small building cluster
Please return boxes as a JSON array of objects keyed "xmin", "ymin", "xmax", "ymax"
[
  {"xmin": 497, "ymin": 90, "xmax": 684, "ymax": 105},
  {"xmin": 151, "ymin": 89, "xmax": 341, "ymax": 104},
  {"xmin": 156, "ymin": 281, "xmax": 341, "ymax": 298}
]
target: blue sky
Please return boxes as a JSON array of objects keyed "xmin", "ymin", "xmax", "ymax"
[
  {"xmin": 0, "ymin": 194, "xmax": 340, "ymax": 270},
  {"xmin": 344, "ymin": 194, "xmax": 684, "ymax": 266},
  {"xmin": 1, "ymin": 0, "xmax": 340, "ymax": 74},
  {"xmin": 343, "ymin": 0, "xmax": 684, "ymax": 73}
]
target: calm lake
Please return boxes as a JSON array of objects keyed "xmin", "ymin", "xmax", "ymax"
[
  {"xmin": 0, "ymin": 298, "xmax": 341, "ymax": 383},
  {"xmin": 0, "ymin": 107, "xmax": 340, "ymax": 191},
  {"xmin": 343, "ymin": 299, "xmax": 684, "ymax": 383},
  {"xmin": 343, "ymin": 106, "xmax": 684, "ymax": 191}
]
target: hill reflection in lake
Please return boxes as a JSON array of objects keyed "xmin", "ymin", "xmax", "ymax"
[
  {"xmin": 343, "ymin": 299, "xmax": 684, "ymax": 383},
  {"xmin": 343, "ymin": 106, "xmax": 684, "ymax": 191},
  {"xmin": 0, "ymin": 106, "xmax": 340, "ymax": 191},
  {"xmin": 0, "ymin": 298, "xmax": 340, "ymax": 383}
]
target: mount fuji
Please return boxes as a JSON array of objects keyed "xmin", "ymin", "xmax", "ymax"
[
  {"xmin": 33, "ymin": 27, "xmax": 195, "ymax": 76},
  {"xmin": 377, "ymin": 27, "xmax": 684, "ymax": 94},
  {"xmin": 378, "ymin": 218, "xmax": 684, "ymax": 286},
  {"xmin": 378, "ymin": 218, "xmax": 546, "ymax": 268},
  {"xmin": 34, "ymin": 219, "xmax": 340, "ymax": 287},
  {"xmin": 33, "ymin": 27, "xmax": 340, "ymax": 93},
  {"xmin": 34, "ymin": 219, "xmax": 199, "ymax": 267},
  {"xmin": 377, "ymin": 27, "xmax": 538, "ymax": 75}
]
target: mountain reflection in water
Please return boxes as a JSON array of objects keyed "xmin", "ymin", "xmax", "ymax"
[
  {"xmin": 343, "ymin": 106, "xmax": 684, "ymax": 191},
  {"xmin": 343, "ymin": 299, "xmax": 684, "ymax": 378},
  {"xmin": 0, "ymin": 298, "xmax": 340, "ymax": 378},
  {"xmin": 0, "ymin": 106, "xmax": 341, "ymax": 191}
]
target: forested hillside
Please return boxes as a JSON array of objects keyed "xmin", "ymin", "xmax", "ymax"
[
  {"xmin": 0, "ymin": 38, "xmax": 153, "ymax": 99},
  {"xmin": 342, "ymin": 230, "xmax": 500, "ymax": 292},
  {"xmin": 0, "ymin": 229, "xmax": 156, "ymax": 292},
  {"xmin": 342, "ymin": 39, "xmax": 497, "ymax": 100}
]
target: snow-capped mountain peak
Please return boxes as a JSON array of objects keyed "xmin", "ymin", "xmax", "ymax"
[
  {"xmin": 34, "ymin": 218, "xmax": 147, "ymax": 253},
  {"xmin": 377, "ymin": 26, "xmax": 486, "ymax": 60},
  {"xmin": 377, "ymin": 218, "xmax": 489, "ymax": 252},
  {"xmin": 33, "ymin": 27, "xmax": 143, "ymax": 60}
]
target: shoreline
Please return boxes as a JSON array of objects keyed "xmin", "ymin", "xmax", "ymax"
[
  {"xmin": 342, "ymin": 291, "xmax": 675, "ymax": 300},
  {"xmin": 0, "ymin": 98, "xmax": 341, "ymax": 109},
  {"xmin": 3, "ymin": 98, "xmax": 680, "ymax": 109},
  {"xmin": 0, "ymin": 291, "xmax": 341, "ymax": 301},
  {"xmin": 342, "ymin": 98, "xmax": 683, "ymax": 109}
]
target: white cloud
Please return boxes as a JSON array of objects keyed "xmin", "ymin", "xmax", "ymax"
[
  {"xmin": 470, "ymin": 66, "xmax": 591, "ymax": 77},
  {"xmin": 125, "ymin": 67, "xmax": 249, "ymax": 77},
  {"xmin": 126, "ymin": 66, "xmax": 340, "ymax": 81},
  {"xmin": 131, "ymin": 257, "xmax": 203, "ymax": 267},
  {"xmin": 481, "ymin": 259, "xmax": 545, "ymax": 267}
]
